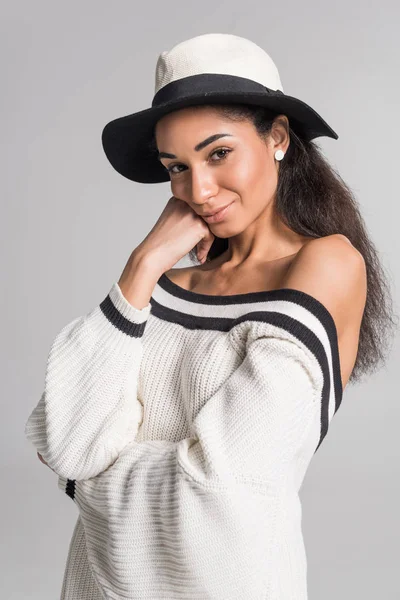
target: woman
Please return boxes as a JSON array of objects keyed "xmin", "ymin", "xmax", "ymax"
[{"xmin": 27, "ymin": 33, "xmax": 396, "ymax": 599}]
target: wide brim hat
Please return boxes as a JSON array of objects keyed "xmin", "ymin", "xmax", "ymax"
[{"xmin": 102, "ymin": 33, "xmax": 338, "ymax": 184}]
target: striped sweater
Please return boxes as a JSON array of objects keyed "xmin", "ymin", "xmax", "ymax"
[{"xmin": 24, "ymin": 270, "xmax": 343, "ymax": 599}]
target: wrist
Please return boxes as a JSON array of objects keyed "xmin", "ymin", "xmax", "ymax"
[{"xmin": 128, "ymin": 248, "xmax": 164, "ymax": 280}]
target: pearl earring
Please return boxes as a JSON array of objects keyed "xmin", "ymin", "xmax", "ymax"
[{"xmin": 274, "ymin": 149, "xmax": 284, "ymax": 161}]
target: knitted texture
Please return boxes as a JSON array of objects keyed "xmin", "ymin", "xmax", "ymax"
[
  {"xmin": 25, "ymin": 272, "xmax": 343, "ymax": 599},
  {"xmin": 60, "ymin": 515, "xmax": 102, "ymax": 600}
]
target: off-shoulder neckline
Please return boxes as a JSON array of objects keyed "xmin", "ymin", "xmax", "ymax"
[
  {"xmin": 157, "ymin": 271, "xmax": 334, "ymax": 317},
  {"xmin": 153, "ymin": 271, "xmax": 344, "ymax": 404}
]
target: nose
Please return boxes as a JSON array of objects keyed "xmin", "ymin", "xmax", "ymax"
[{"xmin": 189, "ymin": 165, "xmax": 219, "ymax": 207}]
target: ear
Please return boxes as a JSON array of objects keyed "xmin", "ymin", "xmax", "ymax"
[{"xmin": 270, "ymin": 115, "xmax": 290, "ymax": 155}]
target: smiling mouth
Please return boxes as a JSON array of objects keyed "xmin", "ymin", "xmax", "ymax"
[
  {"xmin": 201, "ymin": 203, "xmax": 232, "ymax": 217},
  {"xmin": 202, "ymin": 201, "xmax": 234, "ymax": 223}
]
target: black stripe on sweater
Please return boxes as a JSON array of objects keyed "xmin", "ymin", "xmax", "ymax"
[
  {"xmin": 150, "ymin": 297, "xmax": 342, "ymax": 454},
  {"xmin": 99, "ymin": 294, "xmax": 148, "ymax": 338}
]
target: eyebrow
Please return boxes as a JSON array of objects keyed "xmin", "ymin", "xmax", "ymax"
[{"xmin": 157, "ymin": 133, "xmax": 234, "ymax": 161}]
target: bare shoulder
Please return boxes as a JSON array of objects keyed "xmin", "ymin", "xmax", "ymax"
[
  {"xmin": 164, "ymin": 266, "xmax": 193, "ymax": 282},
  {"xmin": 282, "ymin": 234, "xmax": 367, "ymax": 337}
]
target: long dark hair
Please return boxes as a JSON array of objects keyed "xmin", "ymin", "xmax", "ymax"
[{"xmin": 155, "ymin": 103, "xmax": 398, "ymax": 385}]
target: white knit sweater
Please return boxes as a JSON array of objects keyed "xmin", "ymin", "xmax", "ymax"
[{"xmin": 25, "ymin": 271, "xmax": 343, "ymax": 599}]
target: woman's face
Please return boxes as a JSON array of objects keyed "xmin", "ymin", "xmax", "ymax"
[{"xmin": 155, "ymin": 106, "xmax": 289, "ymax": 236}]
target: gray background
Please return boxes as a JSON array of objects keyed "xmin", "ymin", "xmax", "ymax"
[{"xmin": 3, "ymin": 1, "xmax": 399, "ymax": 598}]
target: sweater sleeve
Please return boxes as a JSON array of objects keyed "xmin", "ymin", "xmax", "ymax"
[
  {"xmin": 24, "ymin": 282, "xmax": 151, "ymax": 481},
  {"xmin": 57, "ymin": 309, "xmax": 341, "ymax": 598}
]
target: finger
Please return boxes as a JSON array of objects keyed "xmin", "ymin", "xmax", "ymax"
[
  {"xmin": 37, "ymin": 452, "xmax": 52, "ymax": 470},
  {"xmin": 197, "ymin": 237, "xmax": 214, "ymax": 262}
]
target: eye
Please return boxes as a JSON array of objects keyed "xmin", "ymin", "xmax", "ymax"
[{"xmin": 166, "ymin": 147, "xmax": 232, "ymax": 175}]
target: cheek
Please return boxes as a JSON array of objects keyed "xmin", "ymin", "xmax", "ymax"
[
  {"xmin": 227, "ymin": 153, "xmax": 256, "ymax": 187},
  {"xmin": 250, "ymin": 154, "xmax": 277, "ymax": 207},
  {"xmin": 231, "ymin": 152, "xmax": 273, "ymax": 184},
  {"xmin": 227, "ymin": 154, "xmax": 276, "ymax": 200}
]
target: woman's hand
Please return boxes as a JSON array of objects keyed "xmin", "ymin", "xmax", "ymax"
[
  {"xmin": 134, "ymin": 195, "xmax": 215, "ymax": 273},
  {"xmin": 118, "ymin": 195, "xmax": 215, "ymax": 310},
  {"xmin": 37, "ymin": 452, "xmax": 55, "ymax": 472}
]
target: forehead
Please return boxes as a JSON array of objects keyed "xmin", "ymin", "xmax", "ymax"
[{"xmin": 155, "ymin": 106, "xmax": 251, "ymax": 143}]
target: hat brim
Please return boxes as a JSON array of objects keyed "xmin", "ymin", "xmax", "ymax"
[{"xmin": 101, "ymin": 91, "xmax": 338, "ymax": 184}]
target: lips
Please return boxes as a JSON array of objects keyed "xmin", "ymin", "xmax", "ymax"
[
  {"xmin": 202, "ymin": 201, "xmax": 234, "ymax": 223},
  {"xmin": 202, "ymin": 203, "xmax": 232, "ymax": 217}
]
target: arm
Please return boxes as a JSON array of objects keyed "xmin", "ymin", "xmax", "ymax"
[
  {"xmin": 24, "ymin": 280, "xmax": 151, "ymax": 481},
  {"xmin": 58, "ymin": 313, "xmax": 338, "ymax": 598}
]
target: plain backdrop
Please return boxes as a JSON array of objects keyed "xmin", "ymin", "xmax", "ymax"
[{"xmin": 3, "ymin": 1, "xmax": 399, "ymax": 598}]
